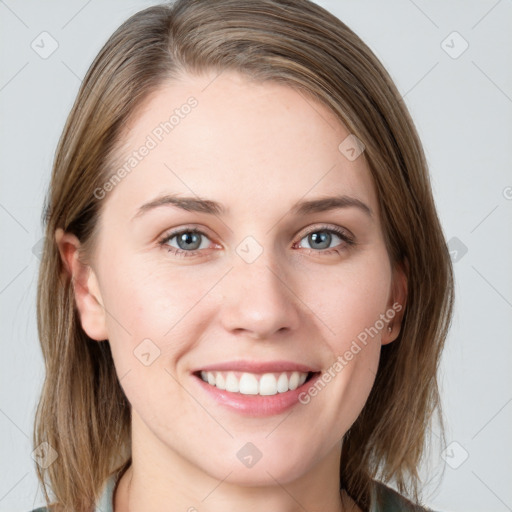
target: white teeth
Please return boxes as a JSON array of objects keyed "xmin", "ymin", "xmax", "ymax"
[
  {"xmin": 215, "ymin": 372, "xmax": 226, "ymax": 390},
  {"xmin": 199, "ymin": 370, "xmax": 310, "ymax": 395},
  {"xmin": 225, "ymin": 371, "xmax": 239, "ymax": 392},
  {"xmin": 239, "ymin": 373, "xmax": 259, "ymax": 395},
  {"xmin": 276, "ymin": 373, "xmax": 289, "ymax": 393},
  {"xmin": 259, "ymin": 373, "xmax": 277, "ymax": 395},
  {"xmin": 288, "ymin": 371, "xmax": 300, "ymax": 390}
]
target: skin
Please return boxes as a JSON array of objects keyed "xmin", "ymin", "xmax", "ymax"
[{"xmin": 56, "ymin": 70, "xmax": 407, "ymax": 512}]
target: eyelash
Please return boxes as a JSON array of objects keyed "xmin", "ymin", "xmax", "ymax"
[{"xmin": 158, "ymin": 224, "xmax": 356, "ymax": 258}]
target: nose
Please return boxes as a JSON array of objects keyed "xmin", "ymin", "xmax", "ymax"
[{"xmin": 218, "ymin": 254, "xmax": 301, "ymax": 340}]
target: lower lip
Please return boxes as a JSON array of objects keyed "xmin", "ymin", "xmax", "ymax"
[{"xmin": 193, "ymin": 372, "xmax": 321, "ymax": 417}]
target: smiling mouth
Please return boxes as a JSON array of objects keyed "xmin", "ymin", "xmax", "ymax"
[{"xmin": 194, "ymin": 370, "xmax": 318, "ymax": 396}]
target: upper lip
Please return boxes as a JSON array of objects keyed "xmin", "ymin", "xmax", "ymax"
[{"xmin": 192, "ymin": 360, "xmax": 320, "ymax": 374}]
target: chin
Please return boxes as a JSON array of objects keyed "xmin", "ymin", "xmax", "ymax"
[{"xmin": 199, "ymin": 442, "xmax": 319, "ymax": 487}]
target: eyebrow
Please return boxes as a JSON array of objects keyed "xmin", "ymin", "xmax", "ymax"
[{"xmin": 131, "ymin": 193, "xmax": 373, "ymax": 221}]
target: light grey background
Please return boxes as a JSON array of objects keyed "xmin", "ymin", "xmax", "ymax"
[{"xmin": 1, "ymin": 1, "xmax": 511, "ymax": 511}]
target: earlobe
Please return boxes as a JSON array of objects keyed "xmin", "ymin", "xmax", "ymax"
[
  {"xmin": 55, "ymin": 228, "xmax": 108, "ymax": 341},
  {"xmin": 382, "ymin": 259, "xmax": 408, "ymax": 345}
]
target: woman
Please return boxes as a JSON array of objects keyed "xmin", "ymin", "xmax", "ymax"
[{"xmin": 31, "ymin": 0, "xmax": 454, "ymax": 510}]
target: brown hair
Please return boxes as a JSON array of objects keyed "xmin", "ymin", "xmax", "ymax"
[{"xmin": 34, "ymin": 0, "xmax": 454, "ymax": 510}]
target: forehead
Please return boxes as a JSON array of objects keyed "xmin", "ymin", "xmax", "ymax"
[{"xmin": 104, "ymin": 71, "xmax": 378, "ymax": 221}]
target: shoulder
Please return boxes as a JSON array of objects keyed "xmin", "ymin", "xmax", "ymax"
[
  {"xmin": 28, "ymin": 508, "xmax": 49, "ymax": 512},
  {"xmin": 371, "ymin": 480, "xmax": 441, "ymax": 512}
]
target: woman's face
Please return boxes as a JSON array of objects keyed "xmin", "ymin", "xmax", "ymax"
[{"xmin": 69, "ymin": 71, "xmax": 406, "ymax": 485}]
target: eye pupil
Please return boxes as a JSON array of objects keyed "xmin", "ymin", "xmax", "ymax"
[
  {"xmin": 309, "ymin": 231, "xmax": 331, "ymax": 250},
  {"xmin": 177, "ymin": 232, "xmax": 201, "ymax": 250}
]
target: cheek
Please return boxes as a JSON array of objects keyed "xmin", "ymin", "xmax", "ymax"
[
  {"xmin": 101, "ymin": 250, "xmax": 179, "ymax": 323},
  {"xmin": 302, "ymin": 252, "xmax": 392, "ymax": 348},
  {"xmin": 99, "ymin": 261, "xmax": 206, "ymax": 417},
  {"xmin": 299, "ymin": 254, "xmax": 391, "ymax": 430},
  {"xmin": 98, "ymin": 252, "xmax": 217, "ymax": 365}
]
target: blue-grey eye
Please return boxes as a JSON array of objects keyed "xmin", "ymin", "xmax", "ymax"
[
  {"xmin": 176, "ymin": 232, "xmax": 202, "ymax": 250},
  {"xmin": 298, "ymin": 230, "xmax": 345, "ymax": 251},
  {"xmin": 163, "ymin": 229, "xmax": 210, "ymax": 252}
]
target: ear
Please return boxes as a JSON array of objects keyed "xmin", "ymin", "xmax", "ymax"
[
  {"xmin": 381, "ymin": 258, "xmax": 408, "ymax": 345},
  {"xmin": 55, "ymin": 228, "xmax": 108, "ymax": 342}
]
